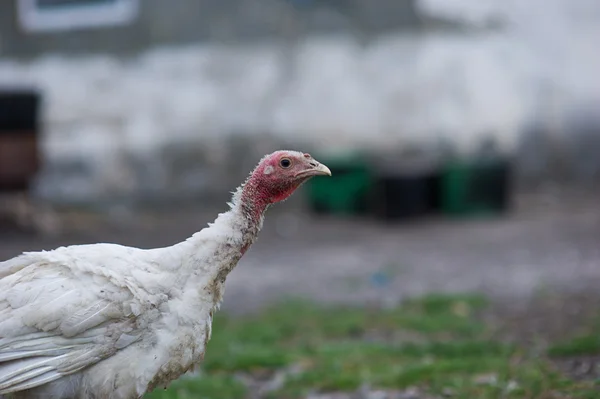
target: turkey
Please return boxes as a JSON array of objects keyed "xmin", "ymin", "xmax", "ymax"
[{"xmin": 0, "ymin": 150, "xmax": 331, "ymax": 399}]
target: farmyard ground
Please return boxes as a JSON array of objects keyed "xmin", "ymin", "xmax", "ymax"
[{"xmin": 1, "ymin": 190, "xmax": 599, "ymax": 398}]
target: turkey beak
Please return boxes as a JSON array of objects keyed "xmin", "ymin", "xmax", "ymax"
[{"xmin": 310, "ymin": 162, "xmax": 332, "ymax": 177}]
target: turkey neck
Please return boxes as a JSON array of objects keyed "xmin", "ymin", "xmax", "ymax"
[{"xmin": 176, "ymin": 172, "xmax": 269, "ymax": 301}]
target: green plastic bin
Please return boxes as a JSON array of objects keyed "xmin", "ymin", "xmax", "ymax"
[
  {"xmin": 306, "ymin": 153, "xmax": 372, "ymax": 215},
  {"xmin": 440, "ymin": 158, "xmax": 511, "ymax": 216}
]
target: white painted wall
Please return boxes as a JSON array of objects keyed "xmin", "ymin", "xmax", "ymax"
[{"xmin": 0, "ymin": 0, "xmax": 598, "ymax": 202}]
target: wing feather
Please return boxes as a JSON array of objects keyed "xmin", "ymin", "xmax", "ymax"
[
  {"xmin": 0, "ymin": 247, "xmax": 154, "ymax": 395},
  {"xmin": 60, "ymin": 301, "xmax": 122, "ymax": 338},
  {"xmin": 1, "ymin": 370, "xmax": 62, "ymax": 393}
]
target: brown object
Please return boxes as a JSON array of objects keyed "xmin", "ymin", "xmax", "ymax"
[{"xmin": 0, "ymin": 131, "xmax": 40, "ymax": 190}]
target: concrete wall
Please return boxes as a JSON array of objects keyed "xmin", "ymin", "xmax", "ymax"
[
  {"xmin": 0, "ymin": 0, "xmax": 420, "ymax": 58},
  {"xmin": 0, "ymin": 0, "xmax": 599, "ymax": 204}
]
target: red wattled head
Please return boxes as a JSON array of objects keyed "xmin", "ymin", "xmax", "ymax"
[{"xmin": 244, "ymin": 150, "xmax": 332, "ymax": 206}]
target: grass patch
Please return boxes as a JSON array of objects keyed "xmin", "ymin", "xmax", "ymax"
[
  {"xmin": 145, "ymin": 374, "xmax": 247, "ymax": 399},
  {"xmin": 548, "ymin": 334, "xmax": 600, "ymax": 357},
  {"xmin": 145, "ymin": 293, "xmax": 600, "ymax": 399}
]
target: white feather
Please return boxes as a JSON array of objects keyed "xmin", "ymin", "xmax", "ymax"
[
  {"xmin": 1, "ymin": 370, "xmax": 61, "ymax": 394},
  {"xmin": 0, "ymin": 205, "xmax": 257, "ymax": 398},
  {"xmin": 0, "ymin": 150, "xmax": 308, "ymax": 398}
]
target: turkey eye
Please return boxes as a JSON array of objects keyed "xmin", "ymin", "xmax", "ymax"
[{"xmin": 280, "ymin": 158, "xmax": 292, "ymax": 168}]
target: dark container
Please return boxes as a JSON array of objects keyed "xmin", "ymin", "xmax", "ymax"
[
  {"xmin": 371, "ymin": 167, "xmax": 441, "ymax": 221},
  {"xmin": 0, "ymin": 89, "xmax": 41, "ymax": 191},
  {"xmin": 440, "ymin": 158, "xmax": 511, "ymax": 216},
  {"xmin": 306, "ymin": 152, "xmax": 372, "ymax": 216}
]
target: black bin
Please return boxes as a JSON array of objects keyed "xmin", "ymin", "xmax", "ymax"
[
  {"xmin": 371, "ymin": 161, "xmax": 441, "ymax": 221},
  {"xmin": 0, "ymin": 89, "xmax": 41, "ymax": 191}
]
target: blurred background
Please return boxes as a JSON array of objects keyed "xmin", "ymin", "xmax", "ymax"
[{"xmin": 1, "ymin": 1, "xmax": 600, "ymax": 398}]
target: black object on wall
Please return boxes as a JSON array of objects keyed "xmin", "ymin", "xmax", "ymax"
[
  {"xmin": 372, "ymin": 170, "xmax": 440, "ymax": 221},
  {"xmin": 0, "ymin": 89, "xmax": 41, "ymax": 191}
]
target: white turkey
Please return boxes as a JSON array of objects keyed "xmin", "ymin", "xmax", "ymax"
[{"xmin": 0, "ymin": 150, "xmax": 331, "ymax": 399}]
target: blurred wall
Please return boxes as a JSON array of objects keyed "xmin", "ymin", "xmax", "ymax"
[
  {"xmin": 0, "ymin": 0, "xmax": 421, "ymax": 57},
  {"xmin": 0, "ymin": 0, "xmax": 599, "ymax": 204}
]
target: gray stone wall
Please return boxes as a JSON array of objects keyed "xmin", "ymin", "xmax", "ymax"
[
  {"xmin": 0, "ymin": 0, "xmax": 599, "ymax": 204},
  {"xmin": 0, "ymin": 0, "xmax": 421, "ymax": 58}
]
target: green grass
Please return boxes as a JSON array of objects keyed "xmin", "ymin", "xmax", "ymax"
[
  {"xmin": 548, "ymin": 334, "xmax": 600, "ymax": 357},
  {"xmin": 145, "ymin": 374, "xmax": 247, "ymax": 399},
  {"xmin": 144, "ymin": 293, "xmax": 600, "ymax": 399}
]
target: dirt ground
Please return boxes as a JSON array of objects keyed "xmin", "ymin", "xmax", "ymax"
[
  {"xmin": 1, "ymin": 188, "xmax": 599, "ymax": 398},
  {"xmin": 1, "ymin": 188, "xmax": 598, "ymax": 314}
]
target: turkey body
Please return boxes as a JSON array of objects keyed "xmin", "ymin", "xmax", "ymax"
[
  {"xmin": 0, "ymin": 207, "xmax": 260, "ymax": 399},
  {"xmin": 0, "ymin": 149, "xmax": 331, "ymax": 398}
]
